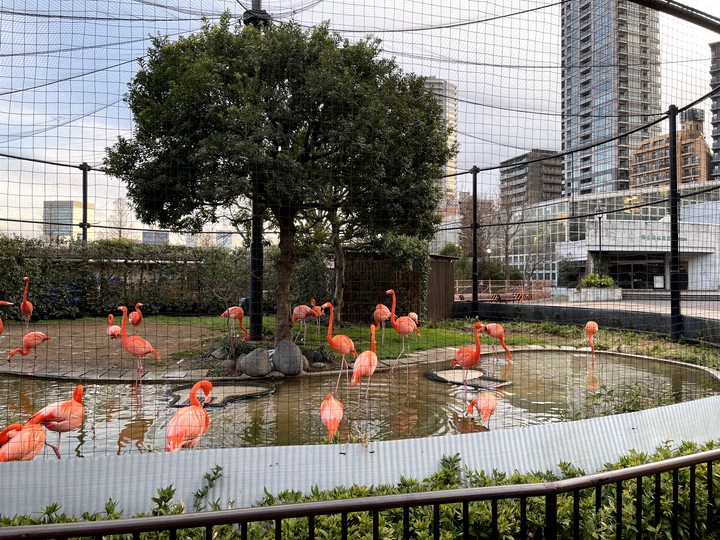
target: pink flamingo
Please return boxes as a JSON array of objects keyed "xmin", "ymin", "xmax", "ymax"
[
  {"xmin": 165, "ymin": 380, "xmax": 212, "ymax": 451},
  {"xmin": 220, "ymin": 306, "xmax": 249, "ymax": 341},
  {"xmin": 7, "ymin": 331, "xmax": 51, "ymax": 375},
  {"xmin": 585, "ymin": 321, "xmax": 599, "ymax": 355},
  {"xmin": 292, "ymin": 299, "xmax": 322, "ymax": 342},
  {"xmin": 467, "ymin": 391, "xmax": 499, "ymax": 426},
  {"xmin": 106, "ymin": 314, "xmax": 121, "ymax": 340},
  {"xmin": 118, "ymin": 305, "xmax": 161, "ymax": 383},
  {"xmin": 350, "ymin": 324, "xmax": 378, "ymax": 417},
  {"xmin": 129, "ymin": 302, "xmax": 144, "ymax": 331},
  {"xmin": 321, "ymin": 302, "xmax": 357, "ymax": 393},
  {"xmin": 373, "ymin": 303, "xmax": 391, "ymax": 345},
  {"xmin": 385, "ymin": 289, "xmax": 421, "ymax": 373},
  {"xmin": 26, "ymin": 384, "xmax": 84, "ymax": 459},
  {"xmin": 450, "ymin": 321, "xmax": 482, "ymax": 401},
  {"xmin": 0, "ymin": 423, "xmax": 60, "ymax": 462},
  {"xmin": 320, "ymin": 393, "xmax": 344, "ymax": 443},
  {"xmin": 20, "ymin": 276, "xmax": 33, "ymax": 328},
  {"xmin": 0, "ymin": 300, "xmax": 13, "ymax": 336},
  {"xmin": 478, "ymin": 323, "xmax": 513, "ymax": 363}
]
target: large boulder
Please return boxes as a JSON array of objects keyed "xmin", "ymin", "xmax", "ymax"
[
  {"xmin": 272, "ymin": 340, "xmax": 304, "ymax": 376},
  {"xmin": 237, "ymin": 348, "xmax": 272, "ymax": 377}
]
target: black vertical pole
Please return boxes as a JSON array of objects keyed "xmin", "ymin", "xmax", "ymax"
[
  {"xmin": 249, "ymin": 194, "xmax": 263, "ymax": 341},
  {"xmin": 79, "ymin": 162, "xmax": 90, "ymax": 242},
  {"xmin": 243, "ymin": 4, "xmax": 271, "ymax": 342},
  {"xmin": 471, "ymin": 166, "xmax": 479, "ymax": 313},
  {"xmin": 668, "ymin": 105, "xmax": 682, "ymax": 342}
]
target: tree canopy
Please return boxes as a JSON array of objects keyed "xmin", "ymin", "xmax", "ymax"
[{"xmin": 104, "ymin": 13, "xmax": 455, "ymax": 341}]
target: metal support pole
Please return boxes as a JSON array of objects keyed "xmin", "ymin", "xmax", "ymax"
[
  {"xmin": 249, "ymin": 195, "xmax": 263, "ymax": 341},
  {"xmin": 668, "ymin": 105, "xmax": 682, "ymax": 342},
  {"xmin": 79, "ymin": 162, "xmax": 90, "ymax": 242},
  {"xmin": 243, "ymin": 2, "xmax": 271, "ymax": 341},
  {"xmin": 471, "ymin": 166, "xmax": 480, "ymax": 313}
]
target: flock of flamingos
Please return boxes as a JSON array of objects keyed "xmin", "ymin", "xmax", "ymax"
[{"xmin": 0, "ymin": 277, "xmax": 600, "ymax": 462}]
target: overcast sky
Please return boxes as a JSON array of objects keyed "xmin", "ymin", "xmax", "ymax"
[{"xmin": 0, "ymin": 0, "xmax": 718, "ymax": 237}]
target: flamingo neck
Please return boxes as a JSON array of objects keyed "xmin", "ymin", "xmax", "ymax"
[
  {"xmin": 326, "ymin": 306, "xmax": 333, "ymax": 342},
  {"xmin": 370, "ymin": 328, "xmax": 376, "ymax": 353},
  {"xmin": 120, "ymin": 308, "xmax": 128, "ymax": 339},
  {"xmin": 23, "ymin": 279, "xmax": 29, "ymax": 301},
  {"xmin": 473, "ymin": 327, "xmax": 481, "ymax": 360},
  {"xmin": 389, "ymin": 292, "xmax": 399, "ymax": 330}
]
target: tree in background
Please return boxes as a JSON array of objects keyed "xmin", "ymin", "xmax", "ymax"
[{"xmin": 104, "ymin": 15, "xmax": 453, "ymax": 342}]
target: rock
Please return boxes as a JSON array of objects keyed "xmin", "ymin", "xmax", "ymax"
[
  {"xmin": 209, "ymin": 347, "xmax": 227, "ymax": 360},
  {"xmin": 312, "ymin": 362, "xmax": 327, "ymax": 370},
  {"xmin": 272, "ymin": 340, "xmax": 304, "ymax": 376},
  {"xmin": 221, "ymin": 358, "xmax": 237, "ymax": 373},
  {"xmin": 302, "ymin": 355, "xmax": 309, "ymax": 371},
  {"xmin": 237, "ymin": 348, "xmax": 272, "ymax": 377},
  {"xmin": 266, "ymin": 370, "xmax": 285, "ymax": 379}
]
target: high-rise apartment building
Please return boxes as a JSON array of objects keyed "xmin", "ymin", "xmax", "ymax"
[
  {"xmin": 630, "ymin": 108, "xmax": 711, "ymax": 190},
  {"xmin": 424, "ymin": 77, "xmax": 458, "ymax": 216},
  {"xmin": 43, "ymin": 200, "xmax": 95, "ymax": 241},
  {"xmin": 561, "ymin": 0, "xmax": 661, "ymax": 196},
  {"xmin": 499, "ymin": 150, "xmax": 563, "ymax": 209},
  {"xmin": 710, "ymin": 41, "xmax": 720, "ymax": 181}
]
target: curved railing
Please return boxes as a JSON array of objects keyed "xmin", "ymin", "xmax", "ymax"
[{"xmin": 2, "ymin": 447, "xmax": 719, "ymax": 539}]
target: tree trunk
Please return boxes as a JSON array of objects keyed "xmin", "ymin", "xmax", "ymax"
[
  {"xmin": 275, "ymin": 213, "xmax": 296, "ymax": 344},
  {"xmin": 330, "ymin": 215, "xmax": 345, "ymax": 323}
]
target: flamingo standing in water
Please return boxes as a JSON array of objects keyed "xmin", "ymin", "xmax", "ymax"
[
  {"xmin": 385, "ymin": 289, "xmax": 421, "ymax": 373},
  {"xmin": 350, "ymin": 324, "xmax": 378, "ymax": 417},
  {"xmin": 373, "ymin": 303, "xmax": 391, "ymax": 345},
  {"xmin": 451, "ymin": 321, "xmax": 482, "ymax": 401},
  {"xmin": 165, "ymin": 380, "xmax": 212, "ymax": 451},
  {"xmin": 129, "ymin": 302, "xmax": 144, "ymax": 332},
  {"xmin": 106, "ymin": 314, "xmax": 121, "ymax": 340},
  {"xmin": 467, "ymin": 391, "xmax": 499, "ymax": 426},
  {"xmin": 321, "ymin": 302, "xmax": 357, "ymax": 393},
  {"xmin": 320, "ymin": 393, "xmax": 344, "ymax": 443},
  {"xmin": 26, "ymin": 384, "xmax": 84, "ymax": 459},
  {"xmin": 20, "ymin": 276, "xmax": 33, "ymax": 328},
  {"xmin": 478, "ymin": 323, "xmax": 513, "ymax": 363},
  {"xmin": 7, "ymin": 331, "xmax": 51, "ymax": 375},
  {"xmin": 0, "ymin": 300, "xmax": 14, "ymax": 336},
  {"xmin": 220, "ymin": 306, "xmax": 249, "ymax": 341},
  {"xmin": 118, "ymin": 305, "xmax": 161, "ymax": 383},
  {"xmin": 0, "ymin": 423, "xmax": 60, "ymax": 462},
  {"xmin": 292, "ymin": 299, "xmax": 320, "ymax": 343},
  {"xmin": 585, "ymin": 321, "xmax": 599, "ymax": 355}
]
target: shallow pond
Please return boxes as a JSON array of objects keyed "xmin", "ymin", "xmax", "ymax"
[{"xmin": 1, "ymin": 350, "xmax": 718, "ymax": 460}]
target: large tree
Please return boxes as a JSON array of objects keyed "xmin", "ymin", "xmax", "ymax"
[{"xmin": 104, "ymin": 14, "xmax": 454, "ymax": 341}]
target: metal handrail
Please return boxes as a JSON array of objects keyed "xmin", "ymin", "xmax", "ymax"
[{"xmin": 3, "ymin": 447, "xmax": 719, "ymax": 539}]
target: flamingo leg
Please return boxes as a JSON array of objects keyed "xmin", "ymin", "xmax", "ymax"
[{"xmin": 334, "ymin": 355, "xmax": 349, "ymax": 394}]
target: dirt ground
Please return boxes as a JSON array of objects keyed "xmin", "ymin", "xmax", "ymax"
[{"xmin": 0, "ymin": 318, "xmax": 230, "ymax": 378}]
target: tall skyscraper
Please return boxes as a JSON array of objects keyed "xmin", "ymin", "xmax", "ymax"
[
  {"xmin": 710, "ymin": 41, "xmax": 720, "ymax": 181},
  {"xmin": 561, "ymin": 0, "xmax": 661, "ymax": 197},
  {"xmin": 424, "ymin": 77, "xmax": 458, "ymax": 215},
  {"xmin": 499, "ymin": 150, "xmax": 563, "ymax": 209}
]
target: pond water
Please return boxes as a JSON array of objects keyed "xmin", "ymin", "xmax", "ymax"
[{"xmin": 1, "ymin": 350, "xmax": 719, "ymax": 460}]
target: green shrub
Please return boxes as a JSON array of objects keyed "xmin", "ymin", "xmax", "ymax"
[{"xmin": 578, "ymin": 272, "xmax": 617, "ymax": 289}]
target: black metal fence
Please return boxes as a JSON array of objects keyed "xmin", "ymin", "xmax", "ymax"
[{"xmin": 1, "ymin": 447, "xmax": 719, "ymax": 539}]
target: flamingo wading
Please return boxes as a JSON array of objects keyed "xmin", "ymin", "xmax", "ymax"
[
  {"xmin": 321, "ymin": 302, "xmax": 357, "ymax": 393},
  {"xmin": 26, "ymin": 384, "xmax": 84, "ymax": 459},
  {"xmin": 585, "ymin": 321, "xmax": 599, "ymax": 355},
  {"xmin": 320, "ymin": 393, "xmax": 344, "ymax": 443},
  {"xmin": 450, "ymin": 321, "xmax": 482, "ymax": 402},
  {"xmin": 467, "ymin": 391, "xmax": 499, "ymax": 427},
  {"xmin": 385, "ymin": 289, "xmax": 421, "ymax": 373},
  {"xmin": 350, "ymin": 324, "xmax": 379, "ymax": 419},
  {"xmin": 0, "ymin": 423, "xmax": 60, "ymax": 462},
  {"xmin": 165, "ymin": 380, "xmax": 213, "ymax": 451}
]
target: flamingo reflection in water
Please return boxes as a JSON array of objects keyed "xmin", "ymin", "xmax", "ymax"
[{"xmin": 117, "ymin": 385, "xmax": 155, "ymax": 454}]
